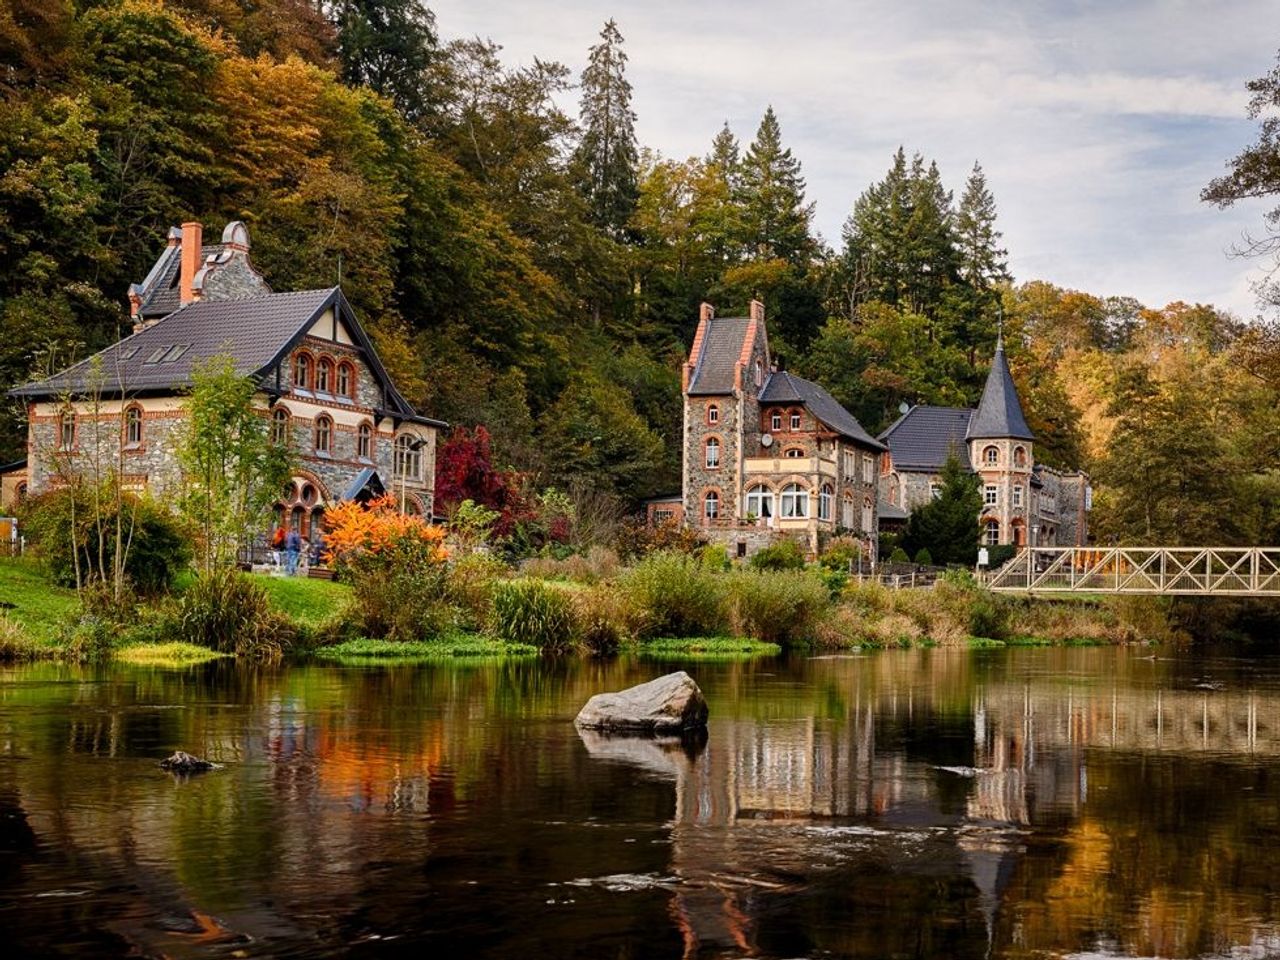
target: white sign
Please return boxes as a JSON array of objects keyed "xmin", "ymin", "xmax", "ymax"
[{"xmin": 977, "ymin": 548, "xmax": 990, "ymax": 568}]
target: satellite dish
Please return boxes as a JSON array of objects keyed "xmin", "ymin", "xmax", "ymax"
[
  {"xmin": 898, "ymin": 401, "xmax": 910, "ymax": 415},
  {"xmin": 761, "ymin": 433, "xmax": 774, "ymax": 448}
]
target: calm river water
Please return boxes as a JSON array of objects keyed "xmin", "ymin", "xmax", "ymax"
[{"xmin": 3, "ymin": 647, "xmax": 1280, "ymax": 958}]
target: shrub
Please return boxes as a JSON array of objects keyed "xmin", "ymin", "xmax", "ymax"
[
  {"xmin": 0, "ymin": 616, "xmax": 45, "ymax": 662},
  {"xmin": 888, "ymin": 547, "xmax": 910, "ymax": 563},
  {"xmin": 22, "ymin": 487, "xmax": 191, "ymax": 595},
  {"xmin": 620, "ymin": 550, "xmax": 726, "ymax": 639},
  {"xmin": 614, "ymin": 516, "xmax": 705, "ymax": 560},
  {"xmin": 448, "ymin": 553, "xmax": 506, "ymax": 629},
  {"xmin": 819, "ymin": 537, "xmax": 861, "ymax": 571},
  {"xmin": 325, "ymin": 495, "xmax": 454, "ymax": 641},
  {"xmin": 520, "ymin": 545, "xmax": 620, "ymax": 584},
  {"xmin": 572, "ymin": 582, "xmax": 632, "ymax": 654},
  {"xmin": 491, "ymin": 579, "xmax": 577, "ymax": 652},
  {"xmin": 60, "ymin": 613, "xmax": 119, "ymax": 662},
  {"xmin": 913, "ymin": 547, "xmax": 933, "ymax": 565},
  {"xmin": 698, "ymin": 543, "xmax": 731, "ymax": 572},
  {"xmin": 172, "ymin": 568, "xmax": 294, "ymax": 658},
  {"xmin": 726, "ymin": 569, "xmax": 831, "ymax": 646},
  {"xmin": 749, "ymin": 539, "xmax": 805, "ymax": 571}
]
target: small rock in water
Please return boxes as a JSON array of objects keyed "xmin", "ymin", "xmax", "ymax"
[
  {"xmin": 159, "ymin": 751, "xmax": 220, "ymax": 774},
  {"xmin": 574, "ymin": 671, "xmax": 708, "ymax": 735}
]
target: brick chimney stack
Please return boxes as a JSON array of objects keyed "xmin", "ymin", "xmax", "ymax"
[
  {"xmin": 699, "ymin": 302, "xmax": 715, "ymax": 323},
  {"xmin": 179, "ymin": 221, "xmax": 202, "ymax": 305},
  {"xmin": 748, "ymin": 299, "xmax": 765, "ymax": 322}
]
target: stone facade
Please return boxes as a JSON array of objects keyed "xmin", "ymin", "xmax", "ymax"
[{"xmin": 681, "ymin": 301, "xmax": 884, "ymax": 558}]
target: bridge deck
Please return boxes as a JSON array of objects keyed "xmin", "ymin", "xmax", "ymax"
[{"xmin": 985, "ymin": 547, "xmax": 1280, "ymax": 595}]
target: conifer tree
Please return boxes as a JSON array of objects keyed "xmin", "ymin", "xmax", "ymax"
[
  {"xmin": 955, "ymin": 162, "xmax": 1009, "ymax": 290},
  {"xmin": 574, "ymin": 18, "xmax": 638, "ymax": 238},
  {"xmin": 901, "ymin": 454, "xmax": 982, "ymax": 565},
  {"xmin": 698, "ymin": 122, "xmax": 744, "ymax": 265},
  {"xmin": 329, "ymin": 0, "xmax": 438, "ymax": 121},
  {"xmin": 739, "ymin": 106, "xmax": 814, "ymax": 264}
]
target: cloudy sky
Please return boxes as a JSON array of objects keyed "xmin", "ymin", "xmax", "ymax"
[{"xmin": 431, "ymin": 1, "xmax": 1280, "ymax": 317}]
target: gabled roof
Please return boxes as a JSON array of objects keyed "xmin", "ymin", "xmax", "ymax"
[
  {"xmin": 759, "ymin": 370, "xmax": 885, "ymax": 450},
  {"xmin": 687, "ymin": 316, "xmax": 753, "ymax": 395},
  {"xmin": 967, "ymin": 339, "xmax": 1034, "ymax": 441},
  {"xmin": 9, "ymin": 288, "xmax": 445, "ymax": 427},
  {"xmin": 879, "ymin": 405, "xmax": 974, "ymax": 471}
]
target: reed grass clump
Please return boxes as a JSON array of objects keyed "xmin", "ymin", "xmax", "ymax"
[
  {"xmin": 491, "ymin": 579, "xmax": 577, "ymax": 652},
  {"xmin": 172, "ymin": 568, "xmax": 295, "ymax": 659},
  {"xmin": 619, "ymin": 551, "xmax": 727, "ymax": 639},
  {"xmin": 726, "ymin": 569, "xmax": 831, "ymax": 646}
]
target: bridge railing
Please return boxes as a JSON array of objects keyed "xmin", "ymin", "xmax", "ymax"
[{"xmin": 986, "ymin": 546, "xmax": 1280, "ymax": 595}]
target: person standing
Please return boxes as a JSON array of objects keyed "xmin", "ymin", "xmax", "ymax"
[{"xmin": 285, "ymin": 527, "xmax": 302, "ymax": 576}]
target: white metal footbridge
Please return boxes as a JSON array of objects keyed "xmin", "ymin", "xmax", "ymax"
[{"xmin": 985, "ymin": 547, "xmax": 1280, "ymax": 596}]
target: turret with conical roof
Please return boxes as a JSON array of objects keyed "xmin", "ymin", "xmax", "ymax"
[{"xmin": 968, "ymin": 330, "xmax": 1036, "ymax": 547}]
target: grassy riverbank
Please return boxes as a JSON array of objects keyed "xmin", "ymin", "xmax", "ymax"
[{"xmin": 0, "ymin": 551, "xmax": 1184, "ymax": 666}]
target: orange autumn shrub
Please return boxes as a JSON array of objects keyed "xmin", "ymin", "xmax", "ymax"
[{"xmin": 322, "ymin": 495, "xmax": 454, "ymax": 641}]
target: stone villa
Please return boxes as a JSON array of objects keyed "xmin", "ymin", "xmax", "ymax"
[
  {"xmin": 5, "ymin": 221, "xmax": 443, "ymax": 537},
  {"xmin": 877, "ymin": 334, "xmax": 1090, "ymax": 547},
  {"xmin": 680, "ymin": 301, "xmax": 886, "ymax": 558}
]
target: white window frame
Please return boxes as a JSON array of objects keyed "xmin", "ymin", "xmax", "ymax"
[
  {"xmin": 861, "ymin": 454, "xmax": 874, "ymax": 484},
  {"xmin": 705, "ymin": 437, "xmax": 720, "ymax": 469},
  {"xmin": 984, "ymin": 445, "xmax": 999, "ymax": 466},
  {"xmin": 770, "ymin": 412, "xmax": 782, "ymax": 432},
  {"xmin": 819, "ymin": 484, "xmax": 833, "ymax": 521},
  {"xmin": 780, "ymin": 483, "xmax": 808, "ymax": 519},
  {"xmin": 842, "ymin": 495, "xmax": 854, "ymax": 529},
  {"xmin": 1012, "ymin": 484, "xmax": 1023, "ymax": 508},
  {"xmin": 984, "ymin": 484, "xmax": 998, "ymax": 506},
  {"xmin": 861, "ymin": 498, "xmax": 873, "ymax": 533},
  {"xmin": 790, "ymin": 412, "xmax": 801, "ymax": 431},
  {"xmin": 745, "ymin": 485, "xmax": 774, "ymax": 519},
  {"xmin": 985, "ymin": 519, "xmax": 1000, "ymax": 545},
  {"xmin": 704, "ymin": 490, "xmax": 719, "ymax": 520},
  {"xmin": 707, "ymin": 404, "xmax": 719, "ymax": 425}
]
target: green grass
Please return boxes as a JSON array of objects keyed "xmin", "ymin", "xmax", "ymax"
[
  {"xmin": 115, "ymin": 641, "xmax": 229, "ymax": 665},
  {"xmin": 637, "ymin": 636, "xmax": 782, "ymax": 658},
  {"xmin": 312, "ymin": 633, "xmax": 538, "ymax": 663},
  {"xmin": 253, "ymin": 573, "xmax": 351, "ymax": 626},
  {"xmin": 0, "ymin": 556, "xmax": 78, "ymax": 646}
]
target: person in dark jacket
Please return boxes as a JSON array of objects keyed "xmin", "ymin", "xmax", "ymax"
[{"xmin": 284, "ymin": 528, "xmax": 302, "ymax": 576}]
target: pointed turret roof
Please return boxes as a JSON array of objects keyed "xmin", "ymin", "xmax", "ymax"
[{"xmin": 966, "ymin": 333, "xmax": 1034, "ymax": 441}]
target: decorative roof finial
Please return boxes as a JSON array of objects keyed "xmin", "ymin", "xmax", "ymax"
[{"xmin": 996, "ymin": 304, "xmax": 1004, "ymax": 352}]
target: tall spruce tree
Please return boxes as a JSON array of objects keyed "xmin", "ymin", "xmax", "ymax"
[
  {"xmin": 955, "ymin": 162, "xmax": 1009, "ymax": 290},
  {"xmin": 698, "ymin": 122, "xmax": 744, "ymax": 266},
  {"xmin": 739, "ymin": 106, "xmax": 814, "ymax": 264},
  {"xmin": 328, "ymin": 0, "xmax": 438, "ymax": 121},
  {"xmin": 902, "ymin": 454, "xmax": 982, "ymax": 565},
  {"xmin": 574, "ymin": 18, "xmax": 638, "ymax": 238}
]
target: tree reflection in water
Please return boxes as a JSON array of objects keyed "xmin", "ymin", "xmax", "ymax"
[{"xmin": 1, "ymin": 648, "xmax": 1280, "ymax": 958}]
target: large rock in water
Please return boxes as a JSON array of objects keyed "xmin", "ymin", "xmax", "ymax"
[{"xmin": 574, "ymin": 671, "xmax": 708, "ymax": 734}]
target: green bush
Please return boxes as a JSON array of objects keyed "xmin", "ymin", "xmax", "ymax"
[
  {"xmin": 888, "ymin": 547, "xmax": 910, "ymax": 563},
  {"xmin": 819, "ymin": 536, "xmax": 861, "ymax": 571},
  {"xmin": 572, "ymin": 582, "xmax": 632, "ymax": 654},
  {"xmin": 22, "ymin": 487, "xmax": 191, "ymax": 595},
  {"xmin": 984, "ymin": 544, "xmax": 1018, "ymax": 568},
  {"xmin": 726, "ymin": 569, "xmax": 832, "ymax": 646},
  {"xmin": 448, "ymin": 553, "xmax": 506, "ymax": 630},
  {"xmin": 620, "ymin": 550, "xmax": 726, "ymax": 639},
  {"xmin": 750, "ymin": 539, "xmax": 805, "ymax": 571},
  {"xmin": 913, "ymin": 547, "xmax": 933, "ymax": 565},
  {"xmin": 172, "ymin": 568, "xmax": 295, "ymax": 658},
  {"xmin": 491, "ymin": 579, "xmax": 577, "ymax": 652},
  {"xmin": 344, "ymin": 548, "xmax": 454, "ymax": 642},
  {"xmin": 698, "ymin": 543, "xmax": 731, "ymax": 572}
]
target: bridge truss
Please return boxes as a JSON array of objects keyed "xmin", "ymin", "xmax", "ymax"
[{"xmin": 985, "ymin": 547, "xmax": 1280, "ymax": 596}]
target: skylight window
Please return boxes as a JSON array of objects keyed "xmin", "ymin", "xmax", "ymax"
[
  {"xmin": 160, "ymin": 344, "xmax": 189, "ymax": 363},
  {"xmin": 118, "ymin": 345, "xmax": 140, "ymax": 361},
  {"xmin": 143, "ymin": 347, "xmax": 168, "ymax": 364}
]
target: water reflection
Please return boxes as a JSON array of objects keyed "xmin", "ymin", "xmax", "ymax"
[{"xmin": 2, "ymin": 648, "xmax": 1280, "ymax": 957}]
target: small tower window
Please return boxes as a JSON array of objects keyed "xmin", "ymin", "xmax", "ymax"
[
  {"xmin": 983, "ymin": 445, "xmax": 999, "ymax": 466},
  {"xmin": 790, "ymin": 412, "xmax": 801, "ymax": 431},
  {"xmin": 770, "ymin": 412, "xmax": 782, "ymax": 432},
  {"xmin": 1014, "ymin": 445, "xmax": 1027, "ymax": 468},
  {"xmin": 124, "ymin": 405, "xmax": 143, "ymax": 446},
  {"xmin": 707, "ymin": 404, "xmax": 719, "ymax": 425},
  {"xmin": 357, "ymin": 423, "xmax": 372, "ymax": 459},
  {"xmin": 705, "ymin": 437, "xmax": 720, "ymax": 469}
]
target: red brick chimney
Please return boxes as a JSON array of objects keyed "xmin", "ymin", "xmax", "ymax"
[
  {"xmin": 749, "ymin": 299, "xmax": 765, "ymax": 322},
  {"xmin": 179, "ymin": 221, "xmax": 202, "ymax": 305}
]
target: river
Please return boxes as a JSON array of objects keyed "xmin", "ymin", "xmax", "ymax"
[{"xmin": 3, "ymin": 646, "xmax": 1280, "ymax": 958}]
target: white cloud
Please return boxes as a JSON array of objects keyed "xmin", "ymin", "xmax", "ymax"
[{"xmin": 430, "ymin": 0, "xmax": 1280, "ymax": 315}]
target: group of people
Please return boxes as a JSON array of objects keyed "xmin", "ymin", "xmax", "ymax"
[{"xmin": 270, "ymin": 526, "xmax": 312, "ymax": 575}]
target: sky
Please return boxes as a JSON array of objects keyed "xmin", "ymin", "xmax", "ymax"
[{"xmin": 430, "ymin": 0, "xmax": 1280, "ymax": 318}]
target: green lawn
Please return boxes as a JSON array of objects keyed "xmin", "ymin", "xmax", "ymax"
[
  {"xmin": 636, "ymin": 636, "xmax": 781, "ymax": 658},
  {"xmin": 0, "ymin": 556, "xmax": 79, "ymax": 646},
  {"xmin": 313, "ymin": 634, "xmax": 538, "ymax": 664},
  {"xmin": 253, "ymin": 573, "xmax": 351, "ymax": 626}
]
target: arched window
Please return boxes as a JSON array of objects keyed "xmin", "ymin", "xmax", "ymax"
[
  {"xmin": 314, "ymin": 415, "xmax": 333, "ymax": 454},
  {"xmin": 784, "ymin": 447, "xmax": 804, "ymax": 459},
  {"xmin": 861, "ymin": 497, "xmax": 874, "ymax": 533},
  {"xmin": 123, "ymin": 405, "xmax": 143, "ymax": 446},
  {"xmin": 58, "ymin": 411, "xmax": 75, "ymax": 451},
  {"xmin": 316, "ymin": 357, "xmax": 334, "ymax": 393},
  {"xmin": 819, "ymin": 484, "xmax": 833, "ymax": 522},
  {"xmin": 754, "ymin": 359, "xmax": 763, "ymax": 386},
  {"xmin": 1014, "ymin": 445, "xmax": 1027, "ymax": 468},
  {"xmin": 984, "ymin": 518, "xmax": 1000, "ymax": 545},
  {"xmin": 357, "ymin": 423, "xmax": 372, "ymax": 459},
  {"xmin": 983, "ymin": 445, "xmax": 999, "ymax": 466},
  {"xmin": 780, "ymin": 483, "xmax": 808, "ymax": 519},
  {"xmin": 705, "ymin": 437, "xmax": 720, "ymax": 468},
  {"xmin": 395, "ymin": 435, "xmax": 422, "ymax": 480},
  {"xmin": 745, "ymin": 485, "xmax": 774, "ymax": 520},
  {"xmin": 842, "ymin": 493, "xmax": 854, "ymax": 529},
  {"xmin": 337, "ymin": 362, "xmax": 354, "ymax": 398},
  {"xmin": 790, "ymin": 411, "xmax": 802, "ymax": 431},
  {"xmin": 271, "ymin": 408, "xmax": 290, "ymax": 445},
  {"xmin": 770, "ymin": 412, "xmax": 782, "ymax": 432},
  {"xmin": 703, "ymin": 489, "xmax": 720, "ymax": 520},
  {"xmin": 707, "ymin": 404, "xmax": 719, "ymax": 425},
  {"xmin": 293, "ymin": 352, "xmax": 312, "ymax": 390},
  {"xmin": 301, "ymin": 483, "xmax": 318, "ymax": 506}
]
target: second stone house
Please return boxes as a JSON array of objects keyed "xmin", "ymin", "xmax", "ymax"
[{"xmin": 682, "ymin": 301, "xmax": 885, "ymax": 558}]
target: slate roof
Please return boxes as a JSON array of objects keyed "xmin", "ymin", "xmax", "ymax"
[
  {"xmin": 133, "ymin": 237, "xmax": 227, "ymax": 319},
  {"xmin": 9, "ymin": 288, "xmax": 445, "ymax": 427},
  {"xmin": 878, "ymin": 500, "xmax": 909, "ymax": 521},
  {"xmin": 759, "ymin": 370, "xmax": 886, "ymax": 450},
  {"xmin": 967, "ymin": 340, "xmax": 1034, "ymax": 441},
  {"xmin": 686, "ymin": 316, "xmax": 753, "ymax": 395},
  {"xmin": 878, "ymin": 405, "xmax": 974, "ymax": 471}
]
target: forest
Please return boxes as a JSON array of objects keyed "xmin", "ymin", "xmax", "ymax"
[{"xmin": 2, "ymin": 0, "xmax": 1279, "ymax": 547}]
